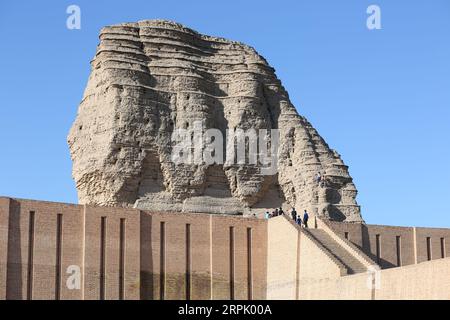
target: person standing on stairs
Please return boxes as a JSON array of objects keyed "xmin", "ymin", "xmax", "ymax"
[
  {"xmin": 291, "ymin": 208, "xmax": 297, "ymax": 221},
  {"xmin": 303, "ymin": 210, "xmax": 309, "ymax": 228},
  {"xmin": 296, "ymin": 215, "xmax": 302, "ymax": 226}
]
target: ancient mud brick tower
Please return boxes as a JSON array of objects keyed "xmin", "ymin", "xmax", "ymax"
[{"xmin": 68, "ymin": 20, "xmax": 362, "ymax": 222}]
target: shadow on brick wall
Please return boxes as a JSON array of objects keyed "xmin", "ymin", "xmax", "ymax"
[{"xmin": 6, "ymin": 199, "xmax": 23, "ymax": 299}]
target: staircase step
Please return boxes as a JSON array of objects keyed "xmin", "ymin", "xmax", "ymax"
[{"xmin": 307, "ymin": 229, "xmax": 367, "ymax": 274}]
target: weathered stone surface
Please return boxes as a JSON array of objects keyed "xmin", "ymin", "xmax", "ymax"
[{"xmin": 68, "ymin": 19, "xmax": 362, "ymax": 222}]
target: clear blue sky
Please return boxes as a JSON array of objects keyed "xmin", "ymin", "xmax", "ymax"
[{"xmin": 0, "ymin": 0, "xmax": 449, "ymax": 227}]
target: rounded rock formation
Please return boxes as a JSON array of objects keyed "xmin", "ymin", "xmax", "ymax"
[{"xmin": 68, "ymin": 20, "xmax": 362, "ymax": 222}]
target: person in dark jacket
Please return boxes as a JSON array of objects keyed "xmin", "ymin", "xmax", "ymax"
[
  {"xmin": 296, "ymin": 215, "xmax": 302, "ymax": 226},
  {"xmin": 291, "ymin": 208, "xmax": 297, "ymax": 221},
  {"xmin": 303, "ymin": 210, "xmax": 309, "ymax": 228}
]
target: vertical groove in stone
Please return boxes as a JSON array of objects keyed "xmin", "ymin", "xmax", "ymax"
[
  {"xmin": 413, "ymin": 227, "xmax": 418, "ymax": 264},
  {"xmin": 27, "ymin": 211, "xmax": 35, "ymax": 300},
  {"xmin": 441, "ymin": 238, "xmax": 446, "ymax": 259},
  {"xmin": 185, "ymin": 223, "xmax": 191, "ymax": 300},
  {"xmin": 246, "ymin": 227, "xmax": 252, "ymax": 300},
  {"xmin": 426, "ymin": 237, "xmax": 432, "ymax": 261},
  {"xmin": 119, "ymin": 218, "xmax": 126, "ymax": 300},
  {"xmin": 100, "ymin": 216, "xmax": 106, "ymax": 300},
  {"xmin": 229, "ymin": 226, "xmax": 235, "ymax": 300},
  {"xmin": 396, "ymin": 235, "xmax": 402, "ymax": 267},
  {"xmin": 209, "ymin": 215, "xmax": 213, "ymax": 300},
  {"xmin": 160, "ymin": 221, "xmax": 165, "ymax": 300},
  {"xmin": 81, "ymin": 205, "xmax": 87, "ymax": 300},
  {"xmin": 55, "ymin": 214, "xmax": 63, "ymax": 300},
  {"xmin": 375, "ymin": 234, "xmax": 381, "ymax": 265}
]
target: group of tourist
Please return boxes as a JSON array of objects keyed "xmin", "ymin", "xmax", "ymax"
[
  {"xmin": 315, "ymin": 172, "xmax": 327, "ymax": 188},
  {"xmin": 261, "ymin": 172, "xmax": 327, "ymax": 227},
  {"xmin": 264, "ymin": 207, "xmax": 309, "ymax": 228}
]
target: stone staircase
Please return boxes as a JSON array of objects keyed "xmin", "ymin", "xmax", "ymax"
[{"xmin": 306, "ymin": 229, "xmax": 368, "ymax": 275}]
